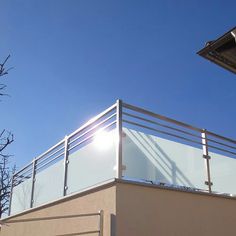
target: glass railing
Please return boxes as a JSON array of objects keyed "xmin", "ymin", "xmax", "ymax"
[
  {"xmin": 121, "ymin": 102, "xmax": 236, "ymax": 195},
  {"xmin": 9, "ymin": 103, "xmax": 117, "ymax": 215},
  {"xmin": 122, "ymin": 128, "xmax": 206, "ymax": 190},
  {"xmin": 9, "ymin": 100, "xmax": 236, "ymax": 216}
]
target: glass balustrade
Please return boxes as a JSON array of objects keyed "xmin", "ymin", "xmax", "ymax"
[
  {"xmin": 122, "ymin": 128, "xmax": 207, "ymax": 190},
  {"xmin": 9, "ymin": 101, "xmax": 236, "ymax": 216}
]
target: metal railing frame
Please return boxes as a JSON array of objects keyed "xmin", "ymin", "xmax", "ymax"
[
  {"xmin": 201, "ymin": 130, "xmax": 212, "ymax": 193},
  {"xmin": 122, "ymin": 102, "xmax": 236, "ymax": 193},
  {"xmin": 8, "ymin": 100, "xmax": 236, "ymax": 216}
]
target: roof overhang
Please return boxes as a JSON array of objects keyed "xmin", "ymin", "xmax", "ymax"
[{"xmin": 197, "ymin": 27, "xmax": 236, "ymax": 74}]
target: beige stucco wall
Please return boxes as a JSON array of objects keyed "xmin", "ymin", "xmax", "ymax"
[
  {"xmin": 2, "ymin": 180, "xmax": 236, "ymax": 236},
  {"xmin": 116, "ymin": 181, "xmax": 236, "ymax": 236},
  {"xmin": 0, "ymin": 183, "xmax": 116, "ymax": 236}
]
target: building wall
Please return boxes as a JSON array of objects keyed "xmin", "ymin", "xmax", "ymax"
[
  {"xmin": 1, "ymin": 183, "xmax": 116, "ymax": 236},
  {"xmin": 116, "ymin": 181, "xmax": 236, "ymax": 236},
  {"xmin": 3, "ymin": 180, "xmax": 236, "ymax": 236}
]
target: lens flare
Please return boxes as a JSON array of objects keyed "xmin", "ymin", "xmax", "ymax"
[{"xmin": 93, "ymin": 130, "xmax": 113, "ymax": 150}]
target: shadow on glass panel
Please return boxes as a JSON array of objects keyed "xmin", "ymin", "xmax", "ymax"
[{"xmin": 123, "ymin": 128, "xmax": 206, "ymax": 190}]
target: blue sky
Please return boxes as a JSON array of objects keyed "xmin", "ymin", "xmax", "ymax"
[{"xmin": 1, "ymin": 0, "xmax": 236, "ymax": 167}]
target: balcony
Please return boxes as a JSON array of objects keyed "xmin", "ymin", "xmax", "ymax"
[{"xmin": 8, "ymin": 100, "xmax": 236, "ymax": 216}]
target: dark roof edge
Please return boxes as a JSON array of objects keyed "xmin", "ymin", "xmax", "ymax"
[{"xmin": 197, "ymin": 26, "xmax": 236, "ymax": 55}]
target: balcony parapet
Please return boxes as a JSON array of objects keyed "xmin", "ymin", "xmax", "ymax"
[{"xmin": 8, "ymin": 100, "xmax": 236, "ymax": 216}]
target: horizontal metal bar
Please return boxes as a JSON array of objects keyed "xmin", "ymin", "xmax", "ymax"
[
  {"xmin": 14, "ymin": 146, "xmax": 64, "ymax": 179},
  {"xmin": 13, "ymin": 175, "xmax": 32, "ymax": 185},
  {"xmin": 14, "ymin": 165, "xmax": 32, "ymax": 178},
  {"xmin": 56, "ymin": 230, "xmax": 99, "ymax": 236},
  {"xmin": 123, "ymin": 119, "xmax": 203, "ymax": 146},
  {"xmin": 13, "ymin": 104, "xmax": 116, "ymax": 180},
  {"xmin": 125, "ymin": 110, "xmax": 236, "ymax": 152},
  {"xmin": 123, "ymin": 112, "xmax": 201, "ymax": 140},
  {"xmin": 124, "ymin": 119, "xmax": 236, "ymax": 156},
  {"xmin": 36, "ymin": 145, "xmax": 64, "ymax": 165},
  {"xmin": 68, "ymin": 113, "xmax": 116, "ymax": 146},
  {"xmin": 6, "ymin": 212, "xmax": 100, "ymax": 223},
  {"xmin": 36, "ymin": 153, "xmax": 64, "ymax": 171},
  {"xmin": 14, "ymin": 162, "xmax": 33, "ymax": 177},
  {"xmin": 123, "ymin": 102, "xmax": 236, "ymax": 145},
  {"xmin": 206, "ymin": 137, "xmax": 236, "ymax": 151},
  {"xmin": 68, "ymin": 103, "xmax": 117, "ymax": 140},
  {"xmin": 206, "ymin": 129, "xmax": 236, "ymax": 145},
  {"xmin": 68, "ymin": 121, "xmax": 116, "ymax": 152},
  {"xmin": 123, "ymin": 102, "xmax": 202, "ymax": 133},
  {"xmin": 35, "ymin": 140, "xmax": 64, "ymax": 162},
  {"xmin": 14, "ymin": 173, "xmax": 32, "ymax": 187},
  {"xmin": 207, "ymin": 143, "xmax": 236, "ymax": 156}
]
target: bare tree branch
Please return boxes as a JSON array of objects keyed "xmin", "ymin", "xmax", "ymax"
[
  {"xmin": 0, "ymin": 55, "xmax": 12, "ymax": 77},
  {"xmin": 0, "ymin": 55, "xmax": 15, "ymax": 218},
  {"xmin": 0, "ymin": 130, "xmax": 14, "ymax": 153}
]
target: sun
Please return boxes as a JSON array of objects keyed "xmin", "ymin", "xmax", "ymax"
[{"xmin": 93, "ymin": 130, "xmax": 114, "ymax": 151}]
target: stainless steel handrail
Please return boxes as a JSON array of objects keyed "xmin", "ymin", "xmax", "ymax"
[
  {"xmin": 68, "ymin": 121, "xmax": 116, "ymax": 152},
  {"xmin": 206, "ymin": 137, "xmax": 236, "ymax": 150},
  {"xmin": 13, "ymin": 162, "xmax": 32, "ymax": 177},
  {"xmin": 35, "ymin": 140, "xmax": 65, "ymax": 162},
  {"xmin": 36, "ymin": 145, "xmax": 65, "ymax": 166},
  {"xmin": 68, "ymin": 103, "xmax": 116, "ymax": 140},
  {"xmin": 206, "ymin": 130, "xmax": 236, "ymax": 145},
  {"xmin": 123, "ymin": 119, "xmax": 203, "ymax": 146},
  {"xmin": 207, "ymin": 143, "xmax": 236, "ymax": 156},
  {"xmin": 68, "ymin": 113, "xmax": 116, "ymax": 146},
  {"xmin": 9, "ymin": 102, "xmax": 118, "ymax": 216},
  {"xmin": 123, "ymin": 102, "xmax": 203, "ymax": 132},
  {"xmin": 123, "ymin": 102, "xmax": 236, "ymax": 156},
  {"xmin": 14, "ymin": 167, "xmax": 32, "ymax": 179},
  {"xmin": 36, "ymin": 152, "xmax": 64, "ymax": 172},
  {"xmin": 123, "ymin": 111, "xmax": 201, "ymax": 139},
  {"xmin": 14, "ymin": 102, "xmax": 236, "ymax": 180},
  {"xmin": 13, "ymin": 103, "xmax": 117, "ymax": 178},
  {"xmin": 123, "ymin": 102, "xmax": 236, "ymax": 144},
  {"xmin": 9, "ymin": 100, "xmax": 236, "ymax": 217},
  {"xmin": 123, "ymin": 118, "xmax": 236, "ymax": 157}
]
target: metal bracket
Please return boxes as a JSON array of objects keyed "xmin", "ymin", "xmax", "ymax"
[
  {"xmin": 203, "ymin": 154, "xmax": 211, "ymax": 160},
  {"xmin": 63, "ymin": 136, "xmax": 69, "ymax": 196},
  {"xmin": 205, "ymin": 181, "xmax": 213, "ymax": 186},
  {"xmin": 122, "ymin": 131, "xmax": 126, "ymax": 138}
]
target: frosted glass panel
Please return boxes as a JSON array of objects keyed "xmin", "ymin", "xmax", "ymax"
[
  {"xmin": 11, "ymin": 177, "xmax": 32, "ymax": 215},
  {"xmin": 123, "ymin": 128, "xmax": 206, "ymax": 190},
  {"xmin": 33, "ymin": 160, "xmax": 64, "ymax": 207},
  {"xmin": 210, "ymin": 152, "xmax": 236, "ymax": 195},
  {"xmin": 67, "ymin": 129, "xmax": 116, "ymax": 194}
]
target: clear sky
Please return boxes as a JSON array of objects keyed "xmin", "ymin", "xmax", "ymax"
[{"xmin": 1, "ymin": 0, "xmax": 236, "ymax": 168}]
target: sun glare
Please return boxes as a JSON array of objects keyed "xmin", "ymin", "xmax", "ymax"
[{"xmin": 93, "ymin": 130, "xmax": 114, "ymax": 150}]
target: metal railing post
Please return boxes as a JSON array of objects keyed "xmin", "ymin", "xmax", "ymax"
[
  {"xmin": 99, "ymin": 210, "xmax": 104, "ymax": 236},
  {"xmin": 201, "ymin": 129, "xmax": 212, "ymax": 193},
  {"xmin": 30, "ymin": 159, "xmax": 36, "ymax": 208},
  {"xmin": 63, "ymin": 136, "xmax": 69, "ymax": 196},
  {"xmin": 8, "ymin": 174, "xmax": 14, "ymax": 216},
  {"xmin": 116, "ymin": 99, "xmax": 123, "ymax": 179}
]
